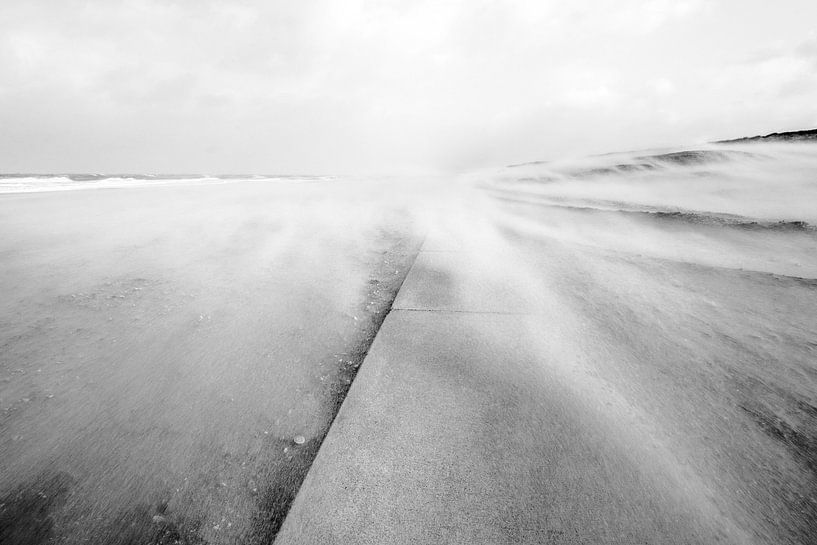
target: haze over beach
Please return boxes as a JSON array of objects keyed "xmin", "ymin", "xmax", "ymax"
[{"xmin": 2, "ymin": 2, "xmax": 817, "ymax": 545}]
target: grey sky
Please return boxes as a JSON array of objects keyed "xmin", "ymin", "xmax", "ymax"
[{"xmin": 1, "ymin": 0, "xmax": 816, "ymax": 174}]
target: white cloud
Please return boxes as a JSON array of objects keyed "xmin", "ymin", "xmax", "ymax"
[
  {"xmin": 0, "ymin": 0, "xmax": 815, "ymax": 173},
  {"xmin": 612, "ymin": 0, "xmax": 705, "ymax": 33},
  {"xmin": 651, "ymin": 78, "xmax": 675, "ymax": 96}
]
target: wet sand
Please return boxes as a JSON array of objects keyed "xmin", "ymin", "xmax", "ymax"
[{"xmin": 0, "ymin": 179, "xmax": 421, "ymax": 544}]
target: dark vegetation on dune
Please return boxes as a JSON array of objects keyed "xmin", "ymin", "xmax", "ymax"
[
  {"xmin": 716, "ymin": 128, "xmax": 817, "ymax": 143},
  {"xmin": 506, "ymin": 127, "xmax": 816, "ymax": 170}
]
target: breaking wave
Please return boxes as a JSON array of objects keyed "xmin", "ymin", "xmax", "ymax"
[{"xmin": 0, "ymin": 174, "xmax": 335, "ymax": 193}]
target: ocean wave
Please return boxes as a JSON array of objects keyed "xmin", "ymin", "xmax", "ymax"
[{"xmin": 0, "ymin": 174, "xmax": 335, "ymax": 194}]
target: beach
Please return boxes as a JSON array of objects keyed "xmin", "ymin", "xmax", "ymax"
[
  {"xmin": 278, "ymin": 144, "xmax": 817, "ymax": 544},
  {"xmin": 2, "ymin": 142, "xmax": 817, "ymax": 544},
  {"xmin": 0, "ymin": 177, "xmax": 421, "ymax": 544}
]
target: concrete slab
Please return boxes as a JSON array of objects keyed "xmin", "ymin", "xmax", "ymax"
[
  {"xmin": 392, "ymin": 251, "xmax": 544, "ymax": 313},
  {"xmin": 274, "ymin": 310, "xmax": 735, "ymax": 545},
  {"xmin": 416, "ymin": 224, "xmax": 470, "ymax": 253}
]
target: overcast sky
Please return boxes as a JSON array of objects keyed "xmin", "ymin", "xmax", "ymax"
[{"xmin": 1, "ymin": 0, "xmax": 816, "ymax": 174}]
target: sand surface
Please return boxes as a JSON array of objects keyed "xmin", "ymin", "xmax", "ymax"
[
  {"xmin": 2, "ymin": 142, "xmax": 817, "ymax": 545},
  {"xmin": 0, "ymin": 178, "xmax": 421, "ymax": 544}
]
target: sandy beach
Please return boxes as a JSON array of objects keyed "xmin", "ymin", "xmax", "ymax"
[
  {"xmin": 3, "ymin": 2, "xmax": 817, "ymax": 542},
  {"xmin": 0, "ymin": 178, "xmax": 421, "ymax": 544},
  {"xmin": 2, "ymin": 142, "xmax": 817, "ymax": 544}
]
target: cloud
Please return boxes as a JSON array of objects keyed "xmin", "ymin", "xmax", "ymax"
[
  {"xmin": 0, "ymin": 0, "xmax": 816, "ymax": 173},
  {"xmin": 714, "ymin": 36, "xmax": 817, "ymax": 101},
  {"xmin": 612, "ymin": 0, "xmax": 704, "ymax": 33}
]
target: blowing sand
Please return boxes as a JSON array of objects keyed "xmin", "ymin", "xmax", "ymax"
[
  {"xmin": 2, "ymin": 142, "xmax": 817, "ymax": 545},
  {"xmin": 0, "ymin": 178, "xmax": 421, "ymax": 544}
]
